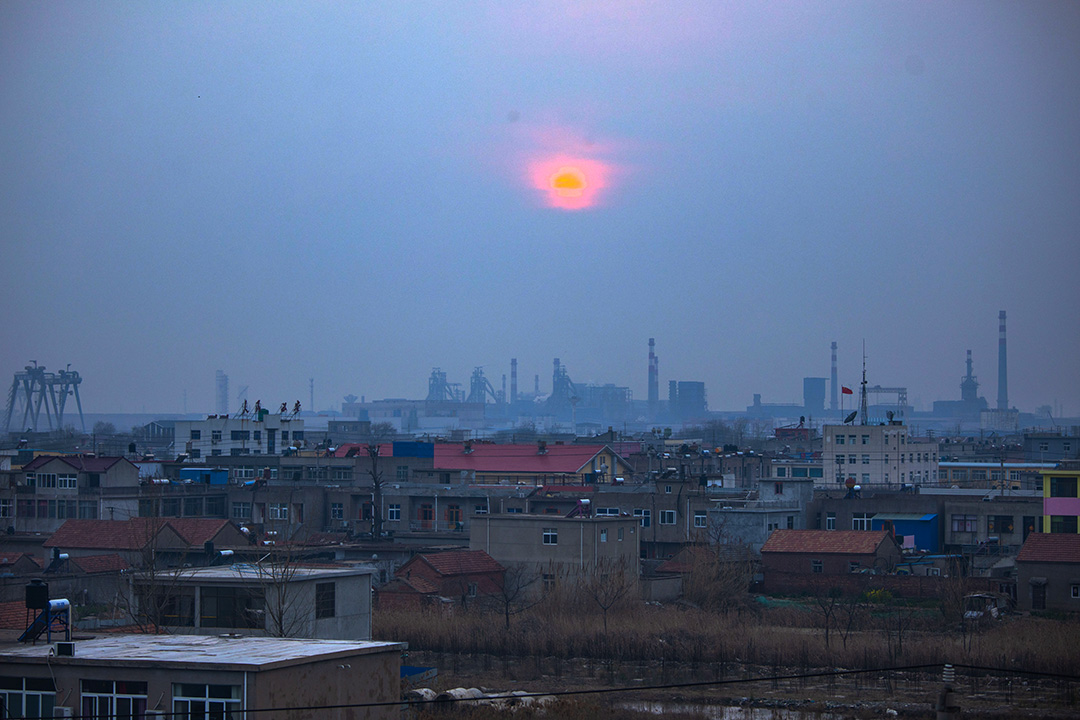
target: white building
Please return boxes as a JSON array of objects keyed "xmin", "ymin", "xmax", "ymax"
[
  {"xmin": 821, "ymin": 422, "xmax": 938, "ymax": 488},
  {"xmin": 175, "ymin": 412, "xmax": 305, "ymax": 460}
]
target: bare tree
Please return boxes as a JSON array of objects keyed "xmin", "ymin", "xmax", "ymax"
[
  {"xmin": 366, "ymin": 444, "xmax": 385, "ymax": 540},
  {"xmin": 584, "ymin": 557, "xmax": 636, "ymax": 633},
  {"xmin": 117, "ymin": 517, "xmax": 195, "ymax": 633},
  {"xmin": 487, "ymin": 563, "xmax": 541, "ymax": 630},
  {"xmin": 258, "ymin": 547, "xmax": 308, "ymax": 637}
]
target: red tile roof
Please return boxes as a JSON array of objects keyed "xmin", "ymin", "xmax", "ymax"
[
  {"xmin": 384, "ymin": 575, "xmax": 440, "ymax": 595},
  {"xmin": 417, "ymin": 550, "xmax": 504, "ymax": 576},
  {"xmin": 433, "ymin": 443, "xmax": 614, "ymax": 474},
  {"xmin": 0, "ymin": 600, "xmax": 70, "ymax": 632},
  {"xmin": 44, "ymin": 519, "xmax": 161, "ymax": 550},
  {"xmin": 72, "ymin": 554, "xmax": 130, "ymax": 574},
  {"xmin": 761, "ymin": 529, "xmax": 892, "ymax": 555},
  {"xmin": 44, "ymin": 518, "xmax": 234, "ymax": 550},
  {"xmin": 1016, "ymin": 533, "xmax": 1080, "ymax": 564}
]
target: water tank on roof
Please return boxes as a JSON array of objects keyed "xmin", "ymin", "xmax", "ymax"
[{"xmin": 26, "ymin": 579, "xmax": 48, "ymax": 610}]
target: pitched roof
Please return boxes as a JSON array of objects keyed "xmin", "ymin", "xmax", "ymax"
[
  {"xmin": 21, "ymin": 455, "xmax": 132, "ymax": 473},
  {"xmin": 380, "ymin": 575, "xmax": 440, "ymax": 595},
  {"xmin": 1016, "ymin": 533, "xmax": 1080, "ymax": 564},
  {"xmin": 72, "ymin": 554, "xmax": 130, "ymax": 574},
  {"xmin": 433, "ymin": 443, "xmax": 615, "ymax": 475},
  {"xmin": 44, "ymin": 518, "xmax": 236, "ymax": 550},
  {"xmin": 761, "ymin": 529, "xmax": 892, "ymax": 555},
  {"xmin": 44, "ymin": 519, "xmax": 161, "ymax": 550},
  {"xmin": 418, "ymin": 549, "xmax": 504, "ymax": 576}
]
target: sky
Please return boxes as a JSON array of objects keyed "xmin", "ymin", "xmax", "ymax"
[{"xmin": 2, "ymin": 2, "xmax": 1078, "ymax": 417}]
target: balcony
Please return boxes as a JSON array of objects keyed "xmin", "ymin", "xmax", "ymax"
[{"xmin": 407, "ymin": 519, "xmax": 469, "ymax": 534}]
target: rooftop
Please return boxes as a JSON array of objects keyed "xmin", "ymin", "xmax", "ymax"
[
  {"xmin": 761, "ymin": 529, "xmax": 892, "ymax": 555},
  {"xmin": 0, "ymin": 634, "xmax": 404, "ymax": 669},
  {"xmin": 1016, "ymin": 533, "xmax": 1080, "ymax": 564}
]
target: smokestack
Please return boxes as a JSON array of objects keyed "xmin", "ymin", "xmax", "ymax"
[
  {"xmin": 997, "ymin": 310, "xmax": 1008, "ymax": 411},
  {"xmin": 510, "ymin": 358, "xmax": 518, "ymax": 404},
  {"xmin": 534, "ymin": 374, "xmax": 539, "ymax": 396},
  {"xmin": 829, "ymin": 342, "xmax": 838, "ymax": 412},
  {"xmin": 648, "ymin": 338, "xmax": 659, "ymax": 413}
]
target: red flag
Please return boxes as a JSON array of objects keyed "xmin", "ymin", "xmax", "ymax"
[{"xmin": 841, "ymin": 386, "xmax": 854, "ymax": 395}]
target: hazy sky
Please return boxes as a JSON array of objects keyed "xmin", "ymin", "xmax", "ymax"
[{"xmin": 2, "ymin": 2, "xmax": 1078, "ymax": 416}]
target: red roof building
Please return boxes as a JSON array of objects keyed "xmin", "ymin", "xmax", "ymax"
[
  {"xmin": 760, "ymin": 529, "xmax": 901, "ymax": 594},
  {"xmin": 376, "ymin": 550, "xmax": 504, "ymax": 610},
  {"xmin": 1016, "ymin": 533, "xmax": 1080, "ymax": 612}
]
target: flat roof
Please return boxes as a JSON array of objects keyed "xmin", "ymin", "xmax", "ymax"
[
  {"xmin": 0, "ymin": 634, "xmax": 404, "ymax": 671},
  {"xmin": 153, "ymin": 565, "xmax": 374, "ymax": 583}
]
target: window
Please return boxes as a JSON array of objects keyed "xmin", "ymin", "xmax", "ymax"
[
  {"xmin": 467, "ymin": 582, "xmax": 478, "ymax": 598},
  {"xmin": 542, "ymin": 573, "xmax": 556, "ymax": 591},
  {"xmin": 230, "ymin": 430, "xmax": 249, "ymax": 441},
  {"xmin": 190, "ymin": 448, "xmax": 201, "ymax": 458},
  {"xmin": 837, "ymin": 456, "xmax": 845, "ymax": 465},
  {"xmin": 388, "ymin": 504, "xmax": 401, "ymax": 521},
  {"xmin": 82, "ymin": 680, "xmax": 148, "ymax": 720},
  {"xmin": 861, "ymin": 435, "xmax": 869, "ymax": 445},
  {"xmin": 971, "ymin": 469, "xmax": 987, "ymax": 481},
  {"xmin": 774, "ymin": 482, "xmax": 784, "ymax": 494},
  {"xmin": 37, "ymin": 473, "xmax": 57, "ymax": 488},
  {"xmin": 333, "ymin": 468, "xmax": 352, "ymax": 481},
  {"xmin": 292, "ymin": 431, "xmax": 304, "ymax": 441},
  {"xmin": 787, "ymin": 515, "xmax": 795, "ymax": 529},
  {"xmin": 987, "ymin": 515, "xmax": 1013, "ymax": 534},
  {"xmin": 211, "ymin": 430, "xmax": 222, "ymax": 442},
  {"xmin": 231, "ymin": 502, "xmax": 251, "ymax": 520},
  {"xmin": 633, "ymin": 508, "xmax": 651, "ymax": 527},
  {"xmin": 173, "ymin": 684, "xmax": 241, "ymax": 720},
  {"xmin": 618, "ymin": 528, "xmax": 624, "ymax": 541},
  {"xmin": 660, "ymin": 510, "xmax": 676, "ymax": 525},
  {"xmin": 1039, "ymin": 442, "xmax": 1050, "ymax": 452},
  {"xmin": 861, "ymin": 455, "xmax": 870, "ymax": 465},
  {"xmin": 253, "ymin": 430, "xmax": 261, "ymax": 442},
  {"xmin": 0, "ymin": 499, "xmax": 11, "ymax": 518},
  {"xmin": 543, "ymin": 527, "xmax": 558, "ymax": 545},
  {"xmin": 1072, "ymin": 584, "xmax": 1080, "ymax": 600},
  {"xmin": 852, "ymin": 512, "xmax": 874, "ymax": 531},
  {"xmin": 694, "ymin": 511, "xmax": 707, "ymax": 528},
  {"xmin": 1050, "ymin": 477, "xmax": 1078, "ymax": 497},
  {"xmin": 836, "ymin": 435, "xmax": 845, "ymax": 445},
  {"xmin": 861, "ymin": 474, "xmax": 870, "ymax": 484},
  {"xmin": 190, "ymin": 429, "xmax": 201, "ymax": 440},
  {"xmin": 1050, "ymin": 516, "xmax": 1079, "ymax": 533},
  {"xmin": 600, "ymin": 529, "xmax": 608, "ymax": 542},
  {"xmin": 281, "ymin": 431, "xmax": 288, "ymax": 442},
  {"xmin": 776, "ymin": 466, "xmax": 787, "ymax": 477},
  {"xmin": 330, "ymin": 503, "xmax": 344, "ymax": 521},
  {"xmin": 269, "ymin": 503, "xmax": 289, "ymax": 521},
  {"xmin": 506, "ymin": 507, "xmax": 523, "ymax": 514},
  {"xmin": 396, "ymin": 465, "xmax": 409, "ymax": 481},
  {"xmin": 664, "ymin": 484, "xmax": 672, "ymax": 494},
  {"xmin": 315, "ymin": 582, "xmax": 336, "ymax": 618},
  {"xmin": 792, "ymin": 467, "xmax": 809, "ymax": 478},
  {"xmin": 199, "ymin": 586, "xmax": 263, "ymax": 628},
  {"xmin": 951, "ymin": 514, "xmax": 978, "ymax": 533},
  {"xmin": 595, "ymin": 507, "xmax": 620, "ymax": 516},
  {"xmin": 826, "ymin": 512, "xmax": 836, "ymax": 530},
  {"xmin": 474, "ymin": 504, "xmax": 488, "ymax": 515},
  {"xmin": 0, "ymin": 677, "xmax": 56, "ymax": 719},
  {"xmin": 848, "ymin": 435, "xmax": 856, "ymax": 444},
  {"xmin": 848, "ymin": 455, "xmax": 856, "ymax": 465},
  {"xmin": 811, "ymin": 559, "xmax": 823, "ymax": 573},
  {"xmin": 849, "ymin": 562, "xmax": 860, "ymax": 573}
]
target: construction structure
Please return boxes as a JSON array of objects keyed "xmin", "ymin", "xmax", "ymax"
[
  {"xmin": 3, "ymin": 363, "xmax": 85, "ymax": 434},
  {"xmin": 830, "ymin": 341, "xmax": 839, "ymax": 412},
  {"xmin": 648, "ymin": 338, "xmax": 659, "ymax": 418}
]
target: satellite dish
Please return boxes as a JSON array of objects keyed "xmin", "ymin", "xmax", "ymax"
[
  {"xmin": 887, "ymin": 410, "xmax": 894, "ymax": 421},
  {"xmin": 844, "ymin": 411, "xmax": 857, "ymax": 424}
]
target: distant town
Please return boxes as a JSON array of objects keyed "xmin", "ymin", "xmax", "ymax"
[{"xmin": 1, "ymin": 325, "xmax": 1078, "ymax": 718}]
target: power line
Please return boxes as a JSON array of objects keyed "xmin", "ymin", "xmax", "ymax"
[{"xmin": 32, "ymin": 662, "xmax": 1080, "ymax": 719}]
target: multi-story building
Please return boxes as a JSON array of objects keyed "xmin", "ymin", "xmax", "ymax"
[
  {"xmin": 7, "ymin": 456, "xmax": 140, "ymax": 533},
  {"xmin": 174, "ymin": 412, "xmax": 305, "ymax": 459},
  {"xmin": 1042, "ymin": 465, "xmax": 1080, "ymax": 533},
  {"xmin": 821, "ymin": 422, "xmax": 938, "ymax": 488}
]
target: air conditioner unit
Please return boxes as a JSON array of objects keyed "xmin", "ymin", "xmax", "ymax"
[
  {"xmin": 55, "ymin": 641, "xmax": 75, "ymax": 657},
  {"xmin": 52, "ymin": 708, "xmax": 73, "ymax": 718}
]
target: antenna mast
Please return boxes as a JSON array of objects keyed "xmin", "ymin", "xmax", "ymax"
[{"xmin": 859, "ymin": 342, "xmax": 869, "ymax": 426}]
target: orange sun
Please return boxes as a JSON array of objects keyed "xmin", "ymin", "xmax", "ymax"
[{"xmin": 529, "ymin": 156, "xmax": 610, "ymax": 210}]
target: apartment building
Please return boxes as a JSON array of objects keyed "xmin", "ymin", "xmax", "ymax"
[{"xmin": 821, "ymin": 422, "xmax": 938, "ymax": 488}]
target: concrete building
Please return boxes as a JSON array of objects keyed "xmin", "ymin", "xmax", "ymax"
[
  {"xmin": 10, "ymin": 456, "xmax": 140, "ymax": 533},
  {"xmin": 470, "ymin": 515, "xmax": 640, "ymax": 590},
  {"xmin": 174, "ymin": 412, "xmax": 305, "ymax": 459},
  {"xmin": 0, "ymin": 634, "xmax": 405, "ymax": 720},
  {"xmin": 821, "ymin": 422, "xmax": 938, "ymax": 488},
  {"xmin": 132, "ymin": 564, "xmax": 374, "ymax": 640}
]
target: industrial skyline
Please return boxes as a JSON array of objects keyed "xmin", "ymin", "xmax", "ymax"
[{"xmin": 2, "ymin": 3, "xmax": 1078, "ymax": 415}]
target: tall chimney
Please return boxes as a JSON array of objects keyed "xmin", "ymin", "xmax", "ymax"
[
  {"xmin": 510, "ymin": 358, "xmax": 518, "ymax": 404},
  {"xmin": 534, "ymin": 374, "xmax": 539, "ymax": 396},
  {"xmin": 997, "ymin": 311, "xmax": 1008, "ymax": 411},
  {"xmin": 829, "ymin": 342, "xmax": 838, "ymax": 412},
  {"xmin": 648, "ymin": 338, "xmax": 659, "ymax": 415}
]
